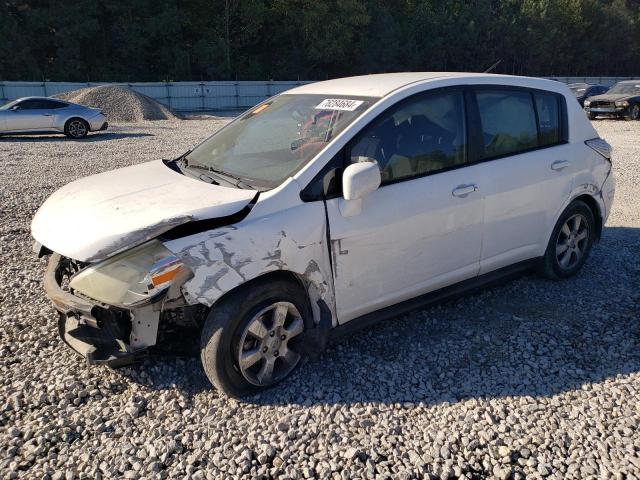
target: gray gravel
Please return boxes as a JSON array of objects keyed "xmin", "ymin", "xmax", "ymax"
[
  {"xmin": 0, "ymin": 118, "xmax": 639, "ymax": 480},
  {"xmin": 55, "ymin": 86, "xmax": 178, "ymax": 122}
]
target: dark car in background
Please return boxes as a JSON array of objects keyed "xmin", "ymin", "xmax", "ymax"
[
  {"xmin": 584, "ymin": 80, "xmax": 640, "ymax": 120},
  {"xmin": 569, "ymin": 83, "xmax": 608, "ymax": 107}
]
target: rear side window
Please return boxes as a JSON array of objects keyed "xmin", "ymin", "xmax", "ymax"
[
  {"xmin": 476, "ymin": 90, "xmax": 538, "ymax": 159},
  {"xmin": 534, "ymin": 93, "xmax": 560, "ymax": 146},
  {"xmin": 44, "ymin": 100, "xmax": 67, "ymax": 109}
]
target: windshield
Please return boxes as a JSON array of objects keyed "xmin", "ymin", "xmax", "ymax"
[
  {"xmin": 184, "ymin": 94, "xmax": 375, "ymax": 188},
  {"xmin": 607, "ymin": 82, "xmax": 640, "ymax": 95},
  {"xmin": 0, "ymin": 99, "xmax": 20, "ymax": 110}
]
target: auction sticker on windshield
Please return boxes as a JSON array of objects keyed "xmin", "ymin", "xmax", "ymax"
[{"xmin": 315, "ymin": 99, "xmax": 364, "ymax": 111}]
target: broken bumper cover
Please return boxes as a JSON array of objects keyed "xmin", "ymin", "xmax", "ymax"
[{"xmin": 44, "ymin": 253, "xmax": 146, "ymax": 367}]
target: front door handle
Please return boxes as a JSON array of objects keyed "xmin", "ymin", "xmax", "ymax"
[
  {"xmin": 43, "ymin": 113, "xmax": 53, "ymax": 117},
  {"xmin": 551, "ymin": 160, "xmax": 570, "ymax": 171},
  {"xmin": 452, "ymin": 184, "xmax": 478, "ymax": 197}
]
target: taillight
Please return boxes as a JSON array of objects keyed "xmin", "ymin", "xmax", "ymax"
[{"xmin": 585, "ymin": 138, "xmax": 612, "ymax": 161}]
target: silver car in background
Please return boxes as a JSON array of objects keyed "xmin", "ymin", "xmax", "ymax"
[{"xmin": 0, "ymin": 97, "xmax": 108, "ymax": 138}]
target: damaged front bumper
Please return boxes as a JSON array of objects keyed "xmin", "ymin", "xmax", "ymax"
[{"xmin": 44, "ymin": 253, "xmax": 159, "ymax": 367}]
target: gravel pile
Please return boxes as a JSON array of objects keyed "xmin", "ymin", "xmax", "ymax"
[
  {"xmin": 0, "ymin": 119, "xmax": 638, "ymax": 479},
  {"xmin": 55, "ymin": 86, "xmax": 178, "ymax": 122}
]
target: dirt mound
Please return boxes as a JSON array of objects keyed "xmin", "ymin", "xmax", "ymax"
[{"xmin": 54, "ymin": 85, "xmax": 179, "ymax": 122}]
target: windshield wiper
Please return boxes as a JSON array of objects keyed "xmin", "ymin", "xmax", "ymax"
[{"xmin": 185, "ymin": 162, "xmax": 254, "ymax": 189}]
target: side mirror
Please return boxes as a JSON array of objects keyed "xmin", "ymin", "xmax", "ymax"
[
  {"xmin": 339, "ymin": 158, "xmax": 381, "ymax": 217},
  {"xmin": 10, "ymin": 105, "xmax": 20, "ymax": 111}
]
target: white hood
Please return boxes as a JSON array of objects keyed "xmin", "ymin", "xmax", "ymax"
[{"xmin": 32, "ymin": 160, "xmax": 256, "ymax": 262}]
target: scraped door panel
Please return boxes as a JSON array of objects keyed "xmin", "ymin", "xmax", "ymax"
[{"xmin": 326, "ymin": 165, "xmax": 485, "ymax": 323}]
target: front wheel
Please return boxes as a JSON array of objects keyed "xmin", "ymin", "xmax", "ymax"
[
  {"xmin": 587, "ymin": 112, "xmax": 597, "ymax": 120},
  {"xmin": 200, "ymin": 279, "xmax": 310, "ymax": 397},
  {"xmin": 540, "ymin": 200, "xmax": 595, "ymax": 280},
  {"xmin": 64, "ymin": 118, "xmax": 89, "ymax": 138},
  {"xmin": 627, "ymin": 104, "xmax": 640, "ymax": 121}
]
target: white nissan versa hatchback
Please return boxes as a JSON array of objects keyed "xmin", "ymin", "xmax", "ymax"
[{"xmin": 32, "ymin": 73, "xmax": 615, "ymax": 397}]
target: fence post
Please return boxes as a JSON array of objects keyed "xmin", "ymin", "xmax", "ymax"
[
  {"xmin": 166, "ymin": 81, "xmax": 171, "ymax": 110},
  {"xmin": 0, "ymin": 82, "xmax": 5, "ymax": 103},
  {"xmin": 200, "ymin": 82, "xmax": 205, "ymax": 111},
  {"xmin": 43, "ymin": 81, "xmax": 47, "ymax": 97},
  {"xmin": 235, "ymin": 82, "xmax": 240, "ymax": 109}
]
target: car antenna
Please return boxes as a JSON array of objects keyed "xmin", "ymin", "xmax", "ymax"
[{"xmin": 483, "ymin": 59, "xmax": 502, "ymax": 73}]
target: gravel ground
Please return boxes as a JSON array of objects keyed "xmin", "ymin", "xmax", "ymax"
[{"xmin": 0, "ymin": 119, "xmax": 638, "ymax": 480}]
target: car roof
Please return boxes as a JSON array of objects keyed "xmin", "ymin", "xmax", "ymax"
[
  {"xmin": 286, "ymin": 72, "xmax": 560, "ymax": 97},
  {"xmin": 15, "ymin": 96, "xmax": 71, "ymax": 104}
]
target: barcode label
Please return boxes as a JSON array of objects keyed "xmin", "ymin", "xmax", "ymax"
[{"xmin": 315, "ymin": 99, "xmax": 364, "ymax": 111}]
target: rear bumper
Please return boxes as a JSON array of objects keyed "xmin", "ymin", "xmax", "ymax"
[
  {"xmin": 601, "ymin": 170, "xmax": 616, "ymax": 224},
  {"xmin": 88, "ymin": 114, "xmax": 108, "ymax": 131},
  {"xmin": 44, "ymin": 254, "xmax": 147, "ymax": 367}
]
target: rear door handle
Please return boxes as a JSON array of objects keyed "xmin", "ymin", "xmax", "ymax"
[
  {"xmin": 551, "ymin": 160, "xmax": 570, "ymax": 171},
  {"xmin": 452, "ymin": 184, "xmax": 478, "ymax": 197},
  {"xmin": 43, "ymin": 113, "xmax": 53, "ymax": 117}
]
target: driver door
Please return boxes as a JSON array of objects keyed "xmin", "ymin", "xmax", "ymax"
[
  {"xmin": 325, "ymin": 88, "xmax": 486, "ymax": 323},
  {"xmin": 6, "ymin": 99, "xmax": 54, "ymax": 131}
]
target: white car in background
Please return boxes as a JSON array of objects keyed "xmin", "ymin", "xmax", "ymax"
[
  {"xmin": 31, "ymin": 73, "xmax": 615, "ymax": 396},
  {"xmin": 0, "ymin": 97, "xmax": 107, "ymax": 138}
]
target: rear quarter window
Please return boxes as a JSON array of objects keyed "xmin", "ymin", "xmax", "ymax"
[{"xmin": 534, "ymin": 92, "xmax": 560, "ymax": 147}]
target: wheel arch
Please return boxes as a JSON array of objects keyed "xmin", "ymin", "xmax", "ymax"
[
  {"xmin": 205, "ymin": 268, "xmax": 333, "ymax": 332},
  {"xmin": 573, "ymin": 193, "xmax": 603, "ymax": 243},
  {"xmin": 64, "ymin": 116, "xmax": 89, "ymax": 127}
]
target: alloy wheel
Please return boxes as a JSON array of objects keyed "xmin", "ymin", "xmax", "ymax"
[
  {"xmin": 632, "ymin": 105, "xmax": 640, "ymax": 120},
  {"xmin": 236, "ymin": 301, "xmax": 304, "ymax": 386},
  {"xmin": 555, "ymin": 213, "xmax": 589, "ymax": 270},
  {"xmin": 68, "ymin": 120, "xmax": 87, "ymax": 138}
]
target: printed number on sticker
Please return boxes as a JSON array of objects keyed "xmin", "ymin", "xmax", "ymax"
[{"xmin": 315, "ymin": 99, "xmax": 364, "ymax": 111}]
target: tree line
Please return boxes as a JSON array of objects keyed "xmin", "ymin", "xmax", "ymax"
[{"xmin": 1, "ymin": 0, "xmax": 639, "ymax": 82}]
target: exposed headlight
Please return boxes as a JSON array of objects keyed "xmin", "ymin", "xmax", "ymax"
[
  {"xmin": 583, "ymin": 100, "xmax": 591, "ymax": 107},
  {"xmin": 69, "ymin": 240, "xmax": 187, "ymax": 307},
  {"xmin": 615, "ymin": 100, "xmax": 629, "ymax": 107}
]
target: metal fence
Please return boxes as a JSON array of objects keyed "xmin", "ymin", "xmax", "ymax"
[
  {"xmin": 0, "ymin": 77, "xmax": 636, "ymax": 112},
  {"xmin": 547, "ymin": 76, "xmax": 636, "ymax": 87},
  {"xmin": 0, "ymin": 81, "xmax": 313, "ymax": 112}
]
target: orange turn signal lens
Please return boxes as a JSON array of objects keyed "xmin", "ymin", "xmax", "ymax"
[{"xmin": 150, "ymin": 265, "xmax": 181, "ymax": 287}]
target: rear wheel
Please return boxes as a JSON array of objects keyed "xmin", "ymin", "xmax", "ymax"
[
  {"xmin": 200, "ymin": 279, "xmax": 310, "ymax": 397},
  {"xmin": 64, "ymin": 118, "xmax": 89, "ymax": 138},
  {"xmin": 540, "ymin": 200, "xmax": 595, "ymax": 279},
  {"xmin": 627, "ymin": 104, "xmax": 640, "ymax": 121}
]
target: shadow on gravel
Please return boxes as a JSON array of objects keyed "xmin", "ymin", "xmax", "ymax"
[
  {"xmin": 0, "ymin": 132, "xmax": 154, "ymax": 142},
  {"xmin": 116, "ymin": 226, "xmax": 640, "ymax": 404}
]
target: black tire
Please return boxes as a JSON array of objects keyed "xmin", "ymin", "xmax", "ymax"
[
  {"xmin": 627, "ymin": 104, "xmax": 640, "ymax": 121},
  {"xmin": 587, "ymin": 112, "xmax": 597, "ymax": 121},
  {"xmin": 200, "ymin": 279, "xmax": 311, "ymax": 397},
  {"xmin": 64, "ymin": 118, "xmax": 89, "ymax": 138},
  {"xmin": 539, "ymin": 200, "xmax": 595, "ymax": 280}
]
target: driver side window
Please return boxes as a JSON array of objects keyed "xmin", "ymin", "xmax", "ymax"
[{"xmin": 349, "ymin": 90, "xmax": 467, "ymax": 184}]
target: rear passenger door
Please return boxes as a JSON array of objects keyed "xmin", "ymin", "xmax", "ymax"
[
  {"xmin": 472, "ymin": 87, "xmax": 573, "ymax": 274},
  {"xmin": 325, "ymin": 88, "xmax": 486, "ymax": 323}
]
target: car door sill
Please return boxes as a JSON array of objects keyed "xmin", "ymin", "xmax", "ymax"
[{"xmin": 330, "ymin": 257, "xmax": 541, "ymax": 340}]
